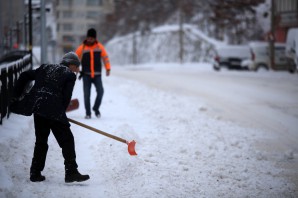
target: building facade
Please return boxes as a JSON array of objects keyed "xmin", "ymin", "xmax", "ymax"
[
  {"xmin": 274, "ymin": 0, "xmax": 298, "ymax": 42},
  {"xmin": 0, "ymin": 1, "xmax": 26, "ymax": 56},
  {"xmin": 54, "ymin": 0, "xmax": 114, "ymax": 56}
]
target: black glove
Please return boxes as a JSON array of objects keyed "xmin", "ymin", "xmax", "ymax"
[{"xmin": 78, "ymin": 71, "xmax": 84, "ymax": 80}]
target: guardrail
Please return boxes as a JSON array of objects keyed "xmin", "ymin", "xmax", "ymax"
[{"xmin": 0, "ymin": 53, "xmax": 32, "ymax": 124}]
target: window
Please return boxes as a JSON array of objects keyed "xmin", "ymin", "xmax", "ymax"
[
  {"xmin": 86, "ymin": 11, "xmax": 99, "ymax": 19},
  {"xmin": 87, "ymin": 24, "xmax": 96, "ymax": 30},
  {"xmin": 61, "ymin": 0, "xmax": 71, "ymax": 6},
  {"xmin": 63, "ymin": 23, "xmax": 73, "ymax": 31},
  {"xmin": 73, "ymin": 0, "xmax": 82, "ymax": 4},
  {"xmin": 86, "ymin": 0, "xmax": 103, "ymax": 6},
  {"xmin": 63, "ymin": 11, "xmax": 72, "ymax": 18},
  {"xmin": 63, "ymin": 35, "xmax": 75, "ymax": 42},
  {"xmin": 76, "ymin": 24, "xmax": 86, "ymax": 31}
]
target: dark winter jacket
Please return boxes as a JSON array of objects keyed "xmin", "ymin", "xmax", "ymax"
[{"xmin": 10, "ymin": 64, "xmax": 76, "ymax": 126}]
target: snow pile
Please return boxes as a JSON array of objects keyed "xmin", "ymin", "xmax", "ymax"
[{"xmin": 106, "ymin": 24, "xmax": 226, "ymax": 65}]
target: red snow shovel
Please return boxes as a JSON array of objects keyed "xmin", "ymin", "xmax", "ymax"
[
  {"xmin": 66, "ymin": 99, "xmax": 137, "ymax": 156},
  {"xmin": 66, "ymin": 98, "xmax": 79, "ymax": 112},
  {"xmin": 68, "ymin": 118, "xmax": 137, "ymax": 156}
]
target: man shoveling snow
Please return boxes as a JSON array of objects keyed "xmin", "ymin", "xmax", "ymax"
[{"xmin": 10, "ymin": 52, "xmax": 90, "ymax": 183}]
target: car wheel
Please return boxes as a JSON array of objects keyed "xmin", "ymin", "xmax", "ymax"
[
  {"xmin": 288, "ymin": 67, "xmax": 296, "ymax": 73},
  {"xmin": 257, "ymin": 64, "xmax": 268, "ymax": 72},
  {"xmin": 213, "ymin": 65, "xmax": 220, "ymax": 71},
  {"xmin": 286, "ymin": 59, "xmax": 296, "ymax": 73}
]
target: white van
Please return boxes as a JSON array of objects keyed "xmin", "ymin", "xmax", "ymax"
[
  {"xmin": 212, "ymin": 45, "xmax": 251, "ymax": 71},
  {"xmin": 285, "ymin": 28, "xmax": 298, "ymax": 70},
  {"xmin": 245, "ymin": 41, "xmax": 296, "ymax": 73}
]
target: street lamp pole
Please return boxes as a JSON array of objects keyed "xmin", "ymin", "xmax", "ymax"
[
  {"xmin": 179, "ymin": 1, "xmax": 184, "ymax": 64},
  {"xmin": 29, "ymin": 0, "xmax": 33, "ymax": 68},
  {"xmin": 40, "ymin": 0, "xmax": 47, "ymax": 64}
]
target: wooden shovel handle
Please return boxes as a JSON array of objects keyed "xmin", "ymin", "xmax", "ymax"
[{"xmin": 68, "ymin": 118, "xmax": 127, "ymax": 144}]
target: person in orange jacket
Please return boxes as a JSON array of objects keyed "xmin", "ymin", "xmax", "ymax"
[{"xmin": 75, "ymin": 28, "xmax": 111, "ymax": 119}]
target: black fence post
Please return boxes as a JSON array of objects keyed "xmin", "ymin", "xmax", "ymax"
[
  {"xmin": 7, "ymin": 67, "xmax": 14, "ymax": 118},
  {"xmin": 0, "ymin": 68, "xmax": 8, "ymax": 124}
]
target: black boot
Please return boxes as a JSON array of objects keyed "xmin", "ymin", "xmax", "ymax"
[
  {"xmin": 65, "ymin": 169, "xmax": 90, "ymax": 183},
  {"xmin": 30, "ymin": 171, "xmax": 46, "ymax": 182}
]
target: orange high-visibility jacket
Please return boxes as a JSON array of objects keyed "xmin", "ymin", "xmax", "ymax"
[{"xmin": 75, "ymin": 40, "xmax": 111, "ymax": 78}]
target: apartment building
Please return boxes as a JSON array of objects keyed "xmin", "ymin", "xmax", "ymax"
[{"xmin": 54, "ymin": 0, "xmax": 114, "ymax": 56}]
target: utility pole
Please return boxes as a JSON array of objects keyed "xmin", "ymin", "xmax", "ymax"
[
  {"xmin": 40, "ymin": 0, "xmax": 47, "ymax": 64},
  {"xmin": 29, "ymin": 0, "xmax": 33, "ymax": 68},
  {"xmin": 269, "ymin": 0, "xmax": 275, "ymax": 70},
  {"xmin": 0, "ymin": 0, "xmax": 2, "ymax": 56},
  {"xmin": 23, "ymin": 14, "xmax": 27, "ymax": 50},
  {"xmin": 179, "ymin": 6, "xmax": 184, "ymax": 64},
  {"xmin": 132, "ymin": 32, "xmax": 137, "ymax": 65},
  {"xmin": 16, "ymin": 21, "xmax": 20, "ymax": 47}
]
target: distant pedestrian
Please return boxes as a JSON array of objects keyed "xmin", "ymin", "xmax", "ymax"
[
  {"xmin": 10, "ymin": 52, "xmax": 90, "ymax": 183},
  {"xmin": 75, "ymin": 28, "xmax": 111, "ymax": 119}
]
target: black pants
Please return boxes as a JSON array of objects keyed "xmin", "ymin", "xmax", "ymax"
[
  {"xmin": 82, "ymin": 75, "xmax": 104, "ymax": 116},
  {"xmin": 31, "ymin": 114, "xmax": 77, "ymax": 172}
]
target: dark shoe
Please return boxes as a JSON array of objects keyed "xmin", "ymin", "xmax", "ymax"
[
  {"xmin": 85, "ymin": 115, "xmax": 91, "ymax": 119},
  {"xmin": 94, "ymin": 110, "xmax": 101, "ymax": 118},
  {"xmin": 30, "ymin": 171, "xmax": 46, "ymax": 182},
  {"xmin": 65, "ymin": 170, "xmax": 90, "ymax": 183}
]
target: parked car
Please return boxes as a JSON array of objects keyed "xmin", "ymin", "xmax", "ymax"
[
  {"xmin": 242, "ymin": 42, "xmax": 296, "ymax": 73},
  {"xmin": 212, "ymin": 45, "xmax": 251, "ymax": 71},
  {"xmin": 285, "ymin": 28, "xmax": 298, "ymax": 71}
]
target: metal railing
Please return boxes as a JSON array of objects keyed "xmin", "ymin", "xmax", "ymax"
[{"xmin": 0, "ymin": 52, "xmax": 32, "ymax": 124}]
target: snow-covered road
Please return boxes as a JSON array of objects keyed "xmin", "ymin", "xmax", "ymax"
[
  {"xmin": 0, "ymin": 63, "xmax": 297, "ymax": 197},
  {"xmin": 114, "ymin": 63, "xmax": 298, "ymax": 185},
  {"xmin": 113, "ymin": 63, "xmax": 298, "ymax": 152}
]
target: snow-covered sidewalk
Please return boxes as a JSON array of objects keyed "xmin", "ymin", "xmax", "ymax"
[{"xmin": 0, "ymin": 65, "xmax": 297, "ymax": 197}]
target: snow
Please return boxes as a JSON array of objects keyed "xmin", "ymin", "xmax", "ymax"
[
  {"xmin": 106, "ymin": 24, "xmax": 226, "ymax": 65},
  {"xmin": 255, "ymin": 0, "xmax": 271, "ymax": 33},
  {"xmin": 0, "ymin": 63, "xmax": 297, "ymax": 197},
  {"xmin": 151, "ymin": 24, "xmax": 225, "ymax": 47}
]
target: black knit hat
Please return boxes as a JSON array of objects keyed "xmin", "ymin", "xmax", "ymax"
[
  {"xmin": 87, "ymin": 28, "xmax": 97, "ymax": 38},
  {"xmin": 61, "ymin": 52, "xmax": 80, "ymax": 67}
]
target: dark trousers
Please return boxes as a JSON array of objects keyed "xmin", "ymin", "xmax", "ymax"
[
  {"xmin": 31, "ymin": 114, "xmax": 77, "ymax": 172},
  {"xmin": 82, "ymin": 74, "xmax": 104, "ymax": 116}
]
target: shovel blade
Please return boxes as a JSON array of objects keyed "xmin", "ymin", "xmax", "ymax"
[
  {"xmin": 127, "ymin": 140, "xmax": 137, "ymax": 156},
  {"xmin": 66, "ymin": 99, "xmax": 79, "ymax": 112}
]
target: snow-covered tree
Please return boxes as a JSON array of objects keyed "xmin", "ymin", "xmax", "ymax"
[{"xmin": 100, "ymin": 0, "xmax": 266, "ymax": 44}]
